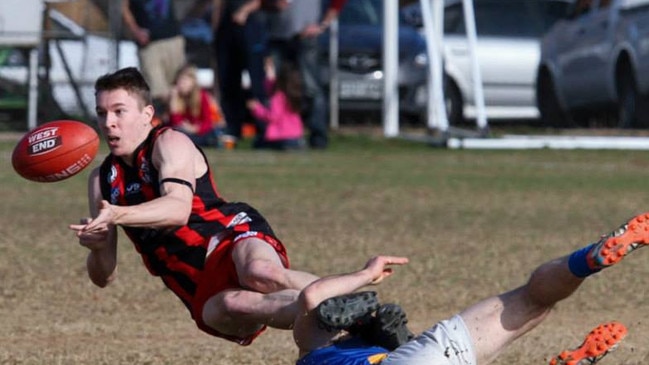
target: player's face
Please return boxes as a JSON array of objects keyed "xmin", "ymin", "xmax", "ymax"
[{"xmin": 95, "ymin": 89, "xmax": 153, "ymax": 163}]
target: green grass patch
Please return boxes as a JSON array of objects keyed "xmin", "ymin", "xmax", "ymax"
[{"xmin": 1, "ymin": 133, "xmax": 648, "ymax": 364}]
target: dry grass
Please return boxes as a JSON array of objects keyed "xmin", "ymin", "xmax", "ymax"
[{"xmin": 2, "ymin": 132, "xmax": 649, "ymax": 364}]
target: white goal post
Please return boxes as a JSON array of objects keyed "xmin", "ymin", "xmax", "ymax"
[
  {"xmin": 382, "ymin": 0, "xmax": 488, "ymax": 137},
  {"xmin": 0, "ymin": 0, "xmax": 44, "ymax": 130}
]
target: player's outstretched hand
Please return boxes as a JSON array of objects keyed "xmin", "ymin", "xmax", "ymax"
[
  {"xmin": 68, "ymin": 200, "xmax": 116, "ymax": 250},
  {"xmin": 363, "ymin": 256, "xmax": 409, "ymax": 285},
  {"xmin": 69, "ymin": 216, "xmax": 110, "ymax": 251}
]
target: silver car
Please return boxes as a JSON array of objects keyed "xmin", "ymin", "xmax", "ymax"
[{"xmin": 404, "ymin": 0, "xmax": 571, "ymax": 125}]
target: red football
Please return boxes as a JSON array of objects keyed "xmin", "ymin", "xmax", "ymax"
[{"xmin": 12, "ymin": 120, "xmax": 100, "ymax": 182}]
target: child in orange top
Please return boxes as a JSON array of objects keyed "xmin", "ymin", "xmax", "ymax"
[{"xmin": 169, "ymin": 64, "xmax": 225, "ymax": 147}]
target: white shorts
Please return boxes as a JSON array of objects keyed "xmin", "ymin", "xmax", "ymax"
[{"xmin": 381, "ymin": 315, "xmax": 476, "ymax": 365}]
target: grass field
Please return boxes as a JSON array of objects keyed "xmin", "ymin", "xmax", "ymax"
[{"xmin": 1, "ymin": 131, "xmax": 649, "ymax": 364}]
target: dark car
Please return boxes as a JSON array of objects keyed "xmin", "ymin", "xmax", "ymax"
[
  {"xmin": 537, "ymin": 0, "xmax": 649, "ymax": 128},
  {"xmin": 318, "ymin": 0, "xmax": 429, "ymax": 123}
]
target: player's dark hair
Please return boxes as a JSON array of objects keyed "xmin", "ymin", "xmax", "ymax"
[{"xmin": 94, "ymin": 67, "xmax": 153, "ymax": 107}]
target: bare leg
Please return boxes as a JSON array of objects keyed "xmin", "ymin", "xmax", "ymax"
[
  {"xmin": 203, "ymin": 288, "xmax": 301, "ymax": 336},
  {"xmin": 460, "ymin": 256, "xmax": 583, "ymax": 365},
  {"xmin": 201, "ymin": 237, "xmax": 320, "ymax": 335},
  {"xmin": 462, "ymin": 212, "xmax": 649, "ymax": 365},
  {"xmin": 232, "ymin": 237, "xmax": 320, "ymax": 293}
]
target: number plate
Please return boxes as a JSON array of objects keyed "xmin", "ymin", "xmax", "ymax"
[{"xmin": 339, "ymin": 80, "xmax": 382, "ymax": 99}]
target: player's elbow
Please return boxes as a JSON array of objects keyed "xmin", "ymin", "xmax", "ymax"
[
  {"xmin": 91, "ymin": 277, "xmax": 110, "ymax": 288},
  {"xmin": 89, "ymin": 270, "xmax": 116, "ymax": 288},
  {"xmin": 162, "ymin": 195, "xmax": 193, "ymax": 226},
  {"xmin": 167, "ymin": 207, "xmax": 192, "ymax": 226},
  {"xmin": 299, "ymin": 283, "xmax": 324, "ymax": 312},
  {"xmin": 87, "ymin": 254, "xmax": 117, "ymax": 288}
]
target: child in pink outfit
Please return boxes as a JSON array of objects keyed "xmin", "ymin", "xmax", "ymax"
[{"xmin": 247, "ymin": 60, "xmax": 305, "ymax": 150}]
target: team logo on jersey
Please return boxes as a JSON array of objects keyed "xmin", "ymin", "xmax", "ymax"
[
  {"xmin": 110, "ymin": 187, "xmax": 120, "ymax": 204},
  {"xmin": 126, "ymin": 182, "xmax": 141, "ymax": 195},
  {"xmin": 140, "ymin": 159, "xmax": 151, "ymax": 184},
  {"xmin": 108, "ymin": 165, "xmax": 117, "ymax": 184},
  {"xmin": 234, "ymin": 231, "xmax": 259, "ymax": 242},
  {"xmin": 227, "ymin": 212, "xmax": 252, "ymax": 228}
]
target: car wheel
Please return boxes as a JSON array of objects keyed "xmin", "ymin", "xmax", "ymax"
[
  {"xmin": 417, "ymin": 77, "xmax": 463, "ymax": 127},
  {"xmin": 444, "ymin": 76, "xmax": 463, "ymax": 126},
  {"xmin": 570, "ymin": 110, "xmax": 591, "ymax": 128},
  {"xmin": 635, "ymin": 94, "xmax": 649, "ymax": 128},
  {"xmin": 616, "ymin": 67, "xmax": 645, "ymax": 129},
  {"xmin": 537, "ymin": 70, "xmax": 569, "ymax": 128}
]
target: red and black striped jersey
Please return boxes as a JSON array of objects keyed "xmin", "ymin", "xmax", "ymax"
[{"xmin": 98, "ymin": 127, "xmax": 277, "ymax": 310}]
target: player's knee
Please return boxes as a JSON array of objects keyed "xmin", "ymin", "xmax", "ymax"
[
  {"xmin": 202, "ymin": 291, "xmax": 265, "ymax": 335},
  {"xmin": 239, "ymin": 259, "xmax": 287, "ymax": 293},
  {"xmin": 219, "ymin": 291, "xmax": 251, "ymax": 317},
  {"xmin": 206, "ymin": 291, "xmax": 252, "ymax": 322}
]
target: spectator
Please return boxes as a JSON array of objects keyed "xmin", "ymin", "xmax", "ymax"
[
  {"xmin": 122, "ymin": 0, "xmax": 186, "ymax": 124},
  {"xmin": 247, "ymin": 58, "xmax": 305, "ymax": 150},
  {"xmin": 212, "ymin": 0, "xmax": 269, "ymax": 147},
  {"xmin": 169, "ymin": 64, "xmax": 225, "ymax": 148},
  {"xmin": 267, "ymin": 0, "xmax": 347, "ymax": 149}
]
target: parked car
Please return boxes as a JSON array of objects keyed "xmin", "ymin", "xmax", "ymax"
[
  {"xmin": 318, "ymin": 0, "xmax": 429, "ymax": 123},
  {"xmin": 402, "ymin": 0, "xmax": 572, "ymax": 125},
  {"xmin": 536, "ymin": 0, "xmax": 649, "ymax": 128}
]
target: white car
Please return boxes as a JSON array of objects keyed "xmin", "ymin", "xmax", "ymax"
[
  {"xmin": 537, "ymin": 0, "xmax": 649, "ymax": 128},
  {"xmin": 403, "ymin": 0, "xmax": 571, "ymax": 125}
]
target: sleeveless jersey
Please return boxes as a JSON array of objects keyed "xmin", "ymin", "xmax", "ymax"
[
  {"xmin": 98, "ymin": 126, "xmax": 279, "ymax": 312},
  {"xmin": 296, "ymin": 337, "xmax": 388, "ymax": 365}
]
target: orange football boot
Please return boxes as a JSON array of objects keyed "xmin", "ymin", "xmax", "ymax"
[
  {"xmin": 549, "ymin": 321, "xmax": 627, "ymax": 365},
  {"xmin": 588, "ymin": 212, "xmax": 649, "ymax": 268}
]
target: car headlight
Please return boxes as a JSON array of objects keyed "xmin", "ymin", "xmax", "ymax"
[{"xmin": 414, "ymin": 53, "xmax": 428, "ymax": 67}]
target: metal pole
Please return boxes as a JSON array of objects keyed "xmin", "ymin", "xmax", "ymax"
[
  {"xmin": 110, "ymin": 0, "xmax": 123, "ymax": 70},
  {"xmin": 462, "ymin": 0, "xmax": 488, "ymax": 132},
  {"xmin": 328, "ymin": 18, "xmax": 339, "ymax": 130},
  {"xmin": 27, "ymin": 47, "xmax": 39, "ymax": 129},
  {"xmin": 382, "ymin": 0, "xmax": 399, "ymax": 137},
  {"xmin": 421, "ymin": 0, "xmax": 447, "ymax": 131}
]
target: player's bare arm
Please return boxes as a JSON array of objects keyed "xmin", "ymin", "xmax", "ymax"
[
  {"xmin": 69, "ymin": 167, "xmax": 118, "ymax": 287},
  {"xmin": 82, "ymin": 129, "xmax": 200, "ymax": 232},
  {"xmin": 301, "ymin": 256, "xmax": 408, "ymax": 310},
  {"xmin": 293, "ymin": 256, "xmax": 409, "ymax": 354}
]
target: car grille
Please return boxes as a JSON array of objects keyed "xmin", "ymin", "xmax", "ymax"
[{"xmin": 338, "ymin": 53, "xmax": 381, "ymax": 73}]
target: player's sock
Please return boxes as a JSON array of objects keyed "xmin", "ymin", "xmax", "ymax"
[
  {"xmin": 570, "ymin": 213, "xmax": 649, "ymax": 278},
  {"xmin": 568, "ymin": 244, "xmax": 601, "ymax": 278}
]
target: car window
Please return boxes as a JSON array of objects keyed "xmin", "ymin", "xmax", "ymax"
[
  {"xmin": 337, "ymin": 0, "xmax": 382, "ymax": 26},
  {"xmin": 444, "ymin": 3, "xmax": 465, "ymax": 34},
  {"xmin": 332, "ymin": 0, "xmax": 415, "ymax": 27},
  {"xmin": 444, "ymin": 0, "xmax": 571, "ymax": 38}
]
